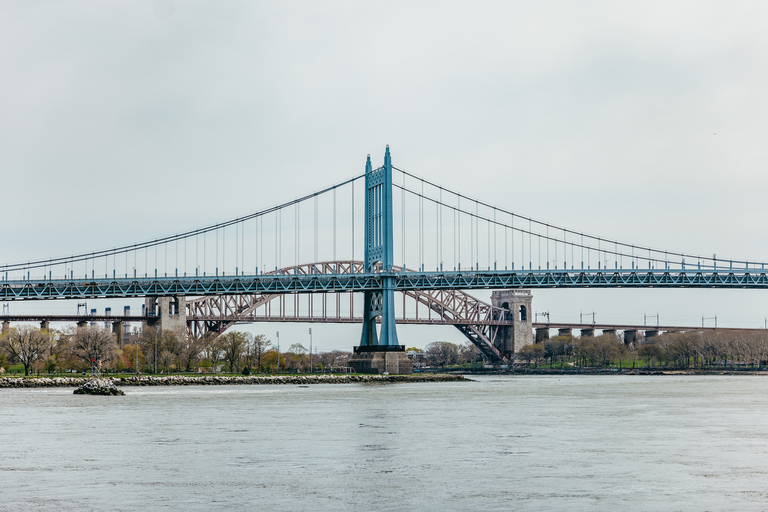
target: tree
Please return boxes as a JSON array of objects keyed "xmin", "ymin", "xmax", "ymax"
[
  {"xmin": 251, "ymin": 334, "xmax": 271, "ymax": 370},
  {"xmin": 425, "ymin": 341, "xmax": 459, "ymax": 367},
  {"xmin": 0, "ymin": 325, "xmax": 51, "ymax": 376},
  {"xmin": 70, "ymin": 326, "xmax": 119, "ymax": 371},
  {"xmin": 122, "ymin": 344, "xmax": 145, "ymax": 372},
  {"xmin": 458, "ymin": 342, "xmax": 481, "ymax": 364},
  {"xmin": 201, "ymin": 333, "xmax": 223, "ymax": 371},
  {"xmin": 220, "ymin": 331, "xmax": 248, "ymax": 373},
  {"xmin": 178, "ymin": 335, "xmax": 205, "ymax": 372},
  {"xmin": 517, "ymin": 343, "xmax": 544, "ymax": 366},
  {"xmin": 138, "ymin": 328, "xmax": 159, "ymax": 372},
  {"xmin": 638, "ymin": 343, "xmax": 663, "ymax": 367}
]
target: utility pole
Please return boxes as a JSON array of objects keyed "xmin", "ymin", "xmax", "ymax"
[
  {"xmin": 309, "ymin": 328, "xmax": 313, "ymax": 373},
  {"xmin": 276, "ymin": 331, "xmax": 280, "ymax": 372},
  {"xmin": 135, "ymin": 329, "xmax": 139, "ymax": 376},
  {"xmin": 154, "ymin": 325, "xmax": 158, "ymax": 374}
]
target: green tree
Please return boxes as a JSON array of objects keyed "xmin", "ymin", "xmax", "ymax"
[
  {"xmin": 517, "ymin": 343, "xmax": 545, "ymax": 366},
  {"xmin": 220, "ymin": 331, "xmax": 249, "ymax": 373}
]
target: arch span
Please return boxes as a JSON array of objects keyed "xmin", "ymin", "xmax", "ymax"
[{"xmin": 185, "ymin": 261, "xmax": 513, "ymax": 361}]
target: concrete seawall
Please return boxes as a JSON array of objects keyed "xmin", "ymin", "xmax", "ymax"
[{"xmin": 0, "ymin": 374, "xmax": 469, "ymax": 388}]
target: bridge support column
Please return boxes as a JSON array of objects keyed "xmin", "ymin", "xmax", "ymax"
[
  {"xmin": 623, "ymin": 330, "xmax": 637, "ymax": 344},
  {"xmin": 602, "ymin": 328, "xmax": 616, "ymax": 336},
  {"xmin": 557, "ymin": 328, "xmax": 572, "ymax": 337},
  {"xmin": 112, "ymin": 321, "xmax": 125, "ymax": 346},
  {"xmin": 580, "ymin": 328, "xmax": 595, "ymax": 337},
  {"xmin": 144, "ymin": 296, "xmax": 186, "ymax": 335},
  {"xmin": 2, "ymin": 320, "xmax": 8, "ymax": 334},
  {"xmin": 40, "ymin": 320, "xmax": 49, "ymax": 331},
  {"xmin": 491, "ymin": 290, "xmax": 533, "ymax": 356},
  {"xmin": 535, "ymin": 327, "xmax": 549, "ymax": 343},
  {"xmin": 76, "ymin": 320, "xmax": 87, "ymax": 329},
  {"xmin": 645, "ymin": 330, "xmax": 659, "ymax": 340},
  {"xmin": 349, "ymin": 148, "xmax": 411, "ymax": 374}
]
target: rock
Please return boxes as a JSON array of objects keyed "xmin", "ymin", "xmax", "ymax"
[{"xmin": 73, "ymin": 378, "xmax": 125, "ymax": 396}]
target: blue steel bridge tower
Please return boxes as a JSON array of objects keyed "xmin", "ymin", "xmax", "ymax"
[
  {"xmin": 359, "ymin": 145, "xmax": 400, "ymax": 348},
  {"xmin": 350, "ymin": 146, "xmax": 410, "ymax": 373}
]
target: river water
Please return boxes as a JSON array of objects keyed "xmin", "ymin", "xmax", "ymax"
[{"xmin": 1, "ymin": 375, "xmax": 767, "ymax": 511}]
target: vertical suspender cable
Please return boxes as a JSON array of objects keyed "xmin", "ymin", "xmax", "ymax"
[
  {"xmin": 457, "ymin": 196, "xmax": 461, "ymax": 270},
  {"xmin": 439, "ymin": 188, "xmax": 442, "ymax": 268},
  {"xmin": 402, "ymin": 173, "xmax": 405, "ymax": 267},
  {"xmin": 333, "ymin": 188, "xmax": 337, "ymax": 263},
  {"xmin": 493, "ymin": 209, "xmax": 496, "ymax": 269},
  {"xmin": 436, "ymin": 193, "xmax": 439, "ymax": 270},
  {"xmin": 275, "ymin": 212, "xmax": 278, "ymax": 271},
  {"xmin": 351, "ymin": 182, "xmax": 355, "ymax": 266}
]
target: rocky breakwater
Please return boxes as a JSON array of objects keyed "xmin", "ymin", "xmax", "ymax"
[
  {"xmin": 73, "ymin": 378, "xmax": 125, "ymax": 396},
  {"xmin": 0, "ymin": 373, "xmax": 469, "ymax": 388}
]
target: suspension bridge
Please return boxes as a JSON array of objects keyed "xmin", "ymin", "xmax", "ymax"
[{"xmin": 1, "ymin": 146, "xmax": 766, "ymax": 369}]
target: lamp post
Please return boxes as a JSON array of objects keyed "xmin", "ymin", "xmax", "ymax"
[
  {"xmin": 276, "ymin": 331, "xmax": 280, "ymax": 373},
  {"xmin": 309, "ymin": 328, "xmax": 313, "ymax": 373},
  {"xmin": 154, "ymin": 325, "xmax": 158, "ymax": 374}
]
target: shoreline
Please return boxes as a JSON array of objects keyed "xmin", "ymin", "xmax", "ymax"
[
  {"xmin": 0, "ymin": 373, "xmax": 469, "ymax": 388},
  {"xmin": 460, "ymin": 368, "xmax": 768, "ymax": 376}
]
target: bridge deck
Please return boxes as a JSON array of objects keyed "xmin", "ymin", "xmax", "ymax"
[{"xmin": 2, "ymin": 268, "xmax": 767, "ymax": 300}]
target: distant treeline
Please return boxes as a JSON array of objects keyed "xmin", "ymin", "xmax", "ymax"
[
  {"xmin": 517, "ymin": 331, "xmax": 768, "ymax": 369},
  {"xmin": 0, "ymin": 324, "xmax": 352, "ymax": 376}
]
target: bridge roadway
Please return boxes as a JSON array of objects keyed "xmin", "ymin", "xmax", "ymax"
[
  {"xmin": 2, "ymin": 267, "xmax": 768, "ymax": 300},
  {"xmin": 0, "ymin": 313, "xmax": 748, "ymax": 333}
]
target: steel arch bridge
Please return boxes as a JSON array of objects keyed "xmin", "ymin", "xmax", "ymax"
[{"xmin": 185, "ymin": 261, "xmax": 513, "ymax": 361}]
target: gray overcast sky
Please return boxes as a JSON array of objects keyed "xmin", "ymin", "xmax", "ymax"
[{"xmin": 2, "ymin": 1, "xmax": 767, "ymax": 350}]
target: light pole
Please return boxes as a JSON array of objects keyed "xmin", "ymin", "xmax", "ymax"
[
  {"xmin": 276, "ymin": 331, "xmax": 280, "ymax": 373},
  {"xmin": 309, "ymin": 328, "xmax": 313, "ymax": 373},
  {"xmin": 135, "ymin": 329, "xmax": 139, "ymax": 376},
  {"xmin": 154, "ymin": 325, "xmax": 158, "ymax": 374}
]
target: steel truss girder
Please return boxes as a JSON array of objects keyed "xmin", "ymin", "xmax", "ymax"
[{"xmin": 2, "ymin": 268, "xmax": 767, "ymax": 301}]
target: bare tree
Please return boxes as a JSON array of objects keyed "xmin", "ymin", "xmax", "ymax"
[
  {"xmin": 179, "ymin": 335, "xmax": 205, "ymax": 372},
  {"xmin": 425, "ymin": 341, "xmax": 459, "ymax": 367},
  {"xmin": 251, "ymin": 334, "xmax": 271, "ymax": 370},
  {"xmin": 0, "ymin": 325, "xmax": 51, "ymax": 376},
  {"xmin": 220, "ymin": 331, "xmax": 248, "ymax": 372},
  {"xmin": 201, "ymin": 333, "xmax": 223, "ymax": 370},
  {"xmin": 71, "ymin": 326, "xmax": 119, "ymax": 371}
]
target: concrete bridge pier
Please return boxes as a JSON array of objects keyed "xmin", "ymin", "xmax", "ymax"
[
  {"xmin": 490, "ymin": 290, "xmax": 533, "ymax": 354},
  {"xmin": 77, "ymin": 320, "xmax": 87, "ymax": 329},
  {"xmin": 2, "ymin": 320, "xmax": 8, "ymax": 334},
  {"xmin": 144, "ymin": 296, "xmax": 187, "ymax": 335},
  {"xmin": 40, "ymin": 320, "xmax": 49, "ymax": 331},
  {"xmin": 602, "ymin": 328, "xmax": 616, "ymax": 336},
  {"xmin": 580, "ymin": 328, "xmax": 595, "ymax": 337},
  {"xmin": 112, "ymin": 321, "xmax": 124, "ymax": 346},
  {"xmin": 535, "ymin": 327, "xmax": 549, "ymax": 343},
  {"xmin": 623, "ymin": 330, "xmax": 637, "ymax": 344},
  {"xmin": 557, "ymin": 328, "xmax": 572, "ymax": 337},
  {"xmin": 645, "ymin": 330, "xmax": 659, "ymax": 340}
]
